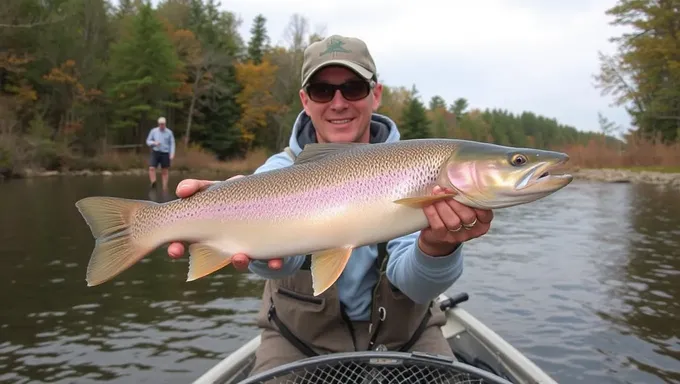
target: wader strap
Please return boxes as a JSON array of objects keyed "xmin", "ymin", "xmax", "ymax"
[
  {"xmin": 397, "ymin": 302, "xmax": 433, "ymax": 352},
  {"xmin": 267, "ymin": 298, "xmax": 318, "ymax": 357}
]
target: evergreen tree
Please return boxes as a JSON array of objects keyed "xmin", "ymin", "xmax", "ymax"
[
  {"xmin": 400, "ymin": 85, "xmax": 430, "ymax": 139},
  {"xmin": 107, "ymin": 1, "xmax": 181, "ymax": 143},
  {"xmin": 247, "ymin": 14, "xmax": 269, "ymax": 64}
]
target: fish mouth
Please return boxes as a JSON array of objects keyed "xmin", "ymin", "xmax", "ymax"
[{"xmin": 516, "ymin": 157, "xmax": 573, "ymax": 190}]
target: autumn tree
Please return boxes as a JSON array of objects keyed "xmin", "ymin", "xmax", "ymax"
[
  {"xmin": 234, "ymin": 59, "xmax": 284, "ymax": 152},
  {"xmin": 426, "ymin": 97, "xmax": 454, "ymax": 138},
  {"xmin": 594, "ymin": 0, "xmax": 680, "ymax": 142}
]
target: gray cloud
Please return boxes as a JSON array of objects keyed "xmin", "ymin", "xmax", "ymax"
[{"xmin": 219, "ymin": 0, "xmax": 632, "ymax": 134}]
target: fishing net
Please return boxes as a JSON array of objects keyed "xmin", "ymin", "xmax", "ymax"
[{"xmin": 240, "ymin": 351, "xmax": 513, "ymax": 384}]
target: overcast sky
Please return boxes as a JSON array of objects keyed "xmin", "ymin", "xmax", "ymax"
[{"xmin": 214, "ymin": 0, "xmax": 631, "ymax": 135}]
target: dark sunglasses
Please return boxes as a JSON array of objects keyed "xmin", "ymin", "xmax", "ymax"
[{"xmin": 304, "ymin": 79, "xmax": 375, "ymax": 103}]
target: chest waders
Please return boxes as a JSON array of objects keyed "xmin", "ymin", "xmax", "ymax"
[{"xmin": 261, "ymin": 242, "xmax": 440, "ymax": 357}]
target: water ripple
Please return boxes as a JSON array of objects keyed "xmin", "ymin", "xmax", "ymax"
[{"xmin": 0, "ymin": 176, "xmax": 678, "ymax": 383}]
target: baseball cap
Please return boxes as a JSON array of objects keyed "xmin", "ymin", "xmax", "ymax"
[{"xmin": 301, "ymin": 35, "xmax": 377, "ymax": 87}]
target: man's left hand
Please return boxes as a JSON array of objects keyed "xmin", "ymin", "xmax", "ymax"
[
  {"xmin": 418, "ymin": 185, "xmax": 494, "ymax": 256},
  {"xmin": 170, "ymin": 154, "xmax": 174, "ymax": 160}
]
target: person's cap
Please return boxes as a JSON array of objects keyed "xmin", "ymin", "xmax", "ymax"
[
  {"xmin": 158, "ymin": 117, "xmax": 166, "ymax": 124},
  {"xmin": 301, "ymin": 35, "xmax": 377, "ymax": 87}
]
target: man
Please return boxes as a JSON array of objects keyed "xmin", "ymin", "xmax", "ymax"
[
  {"xmin": 145, "ymin": 116, "xmax": 176, "ymax": 191},
  {"xmin": 166, "ymin": 35, "xmax": 494, "ymax": 375}
]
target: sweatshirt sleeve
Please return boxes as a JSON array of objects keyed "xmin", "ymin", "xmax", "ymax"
[
  {"xmin": 246, "ymin": 151, "xmax": 307, "ymax": 278},
  {"xmin": 384, "ymin": 231, "xmax": 464, "ymax": 304}
]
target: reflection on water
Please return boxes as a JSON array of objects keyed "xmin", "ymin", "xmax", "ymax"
[{"xmin": 0, "ymin": 176, "xmax": 678, "ymax": 384}]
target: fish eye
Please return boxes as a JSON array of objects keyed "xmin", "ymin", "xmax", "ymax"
[{"xmin": 510, "ymin": 154, "xmax": 528, "ymax": 166}]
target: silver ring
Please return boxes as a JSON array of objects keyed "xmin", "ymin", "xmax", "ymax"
[{"xmin": 462, "ymin": 218, "xmax": 477, "ymax": 229}]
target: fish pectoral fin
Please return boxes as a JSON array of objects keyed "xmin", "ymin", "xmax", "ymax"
[
  {"xmin": 186, "ymin": 244, "xmax": 232, "ymax": 282},
  {"xmin": 295, "ymin": 142, "xmax": 368, "ymax": 164},
  {"xmin": 393, "ymin": 193, "xmax": 457, "ymax": 208},
  {"xmin": 310, "ymin": 246, "xmax": 354, "ymax": 296}
]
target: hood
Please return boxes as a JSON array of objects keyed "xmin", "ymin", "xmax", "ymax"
[{"xmin": 287, "ymin": 111, "xmax": 401, "ymax": 155}]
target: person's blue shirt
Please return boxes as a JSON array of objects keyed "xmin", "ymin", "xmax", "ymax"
[{"xmin": 146, "ymin": 127, "xmax": 175, "ymax": 157}]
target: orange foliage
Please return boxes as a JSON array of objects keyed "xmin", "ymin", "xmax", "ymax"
[{"xmin": 234, "ymin": 59, "xmax": 285, "ymax": 149}]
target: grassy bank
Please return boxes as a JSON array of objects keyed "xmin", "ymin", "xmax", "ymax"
[
  {"xmin": 0, "ymin": 133, "xmax": 269, "ymax": 180},
  {"xmin": 558, "ymin": 135, "xmax": 680, "ymax": 172},
  {"xmin": 2, "ymin": 133, "xmax": 679, "ymax": 183}
]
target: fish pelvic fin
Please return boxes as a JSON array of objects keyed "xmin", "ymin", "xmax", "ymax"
[
  {"xmin": 75, "ymin": 196, "xmax": 156, "ymax": 287},
  {"xmin": 186, "ymin": 243, "xmax": 232, "ymax": 282},
  {"xmin": 393, "ymin": 193, "xmax": 457, "ymax": 208},
  {"xmin": 310, "ymin": 246, "xmax": 354, "ymax": 296}
]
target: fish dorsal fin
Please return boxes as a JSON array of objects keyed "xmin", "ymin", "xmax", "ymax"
[{"xmin": 295, "ymin": 142, "xmax": 368, "ymax": 165}]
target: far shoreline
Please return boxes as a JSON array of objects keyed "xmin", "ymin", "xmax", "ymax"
[{"xmin": 3, "ymin": 166, "xmax": 680, "ymax": 189}]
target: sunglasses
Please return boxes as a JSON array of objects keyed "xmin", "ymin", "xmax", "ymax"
[{"xmin": 304, "ymin": 80, "xmax": 375, "ymax": 103}]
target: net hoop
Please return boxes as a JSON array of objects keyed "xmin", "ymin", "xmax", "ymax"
[{"xmin": 240, "ymin": 350, "xmax": 514, "ymax": 384}]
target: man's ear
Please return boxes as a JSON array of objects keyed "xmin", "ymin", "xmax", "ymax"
[
  {"xmin": 372, "ymin": 82, "xmax": 383, "ymax": 111},
  {"xmin": 300, "ymin": 89, "xmax": 311, "ymax": 115}
]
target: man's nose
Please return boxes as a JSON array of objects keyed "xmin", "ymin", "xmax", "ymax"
[{"xmin": 329, "ymin": 90, "xmax": 349, "ymax": 110}]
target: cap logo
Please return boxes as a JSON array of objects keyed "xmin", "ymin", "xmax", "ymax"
[{"xmin": 319, "ymin": 37, "xmax": 351, "ymax": 56}]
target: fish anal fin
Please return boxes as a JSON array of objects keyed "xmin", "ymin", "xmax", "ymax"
[
  {"xmin": 187, "ymin": 244, "xmax": 232, "ymax": 281},
  {"xmin": 295, "ymin": 143, "xmax": 367, "ymax": 165},
  {"xmin": 310, "ymin": 246, "xmax": 354, "ymax": 296},
  {"xmin": 393, "ymin": 193, "xmax": 457, "ymax": 208}
]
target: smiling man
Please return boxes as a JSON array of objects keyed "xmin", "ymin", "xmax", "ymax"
[{"xmin": 166, "ymin": 35, "xmax": 494, "ymax": 376}]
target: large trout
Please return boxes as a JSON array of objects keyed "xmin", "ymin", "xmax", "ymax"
[{"xmin": 75, "ymin": 139, "xmax": 573, "ymax": 295}]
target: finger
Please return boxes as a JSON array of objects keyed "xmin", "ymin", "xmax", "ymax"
[
  {"xmin": 232, "ymin": 253, "xmax": 250, "ymax": 270},
  {"xmin": 168, "ymin": 242, "xmax": 185, "ymax": 259},
  {"xmin": 474, "ymin": 208, "xmax": 494, "ymax": 224},
  {"xmin": 268, "ymin": 258, "xmax": 283, "ymax": 270},
  {"xmin": 176, "ymin": 179, "xmax": 217, "ymax": 198},
  {"xmin": 446, "ymin": 199, "xmax": 478, "ymax": 226},
  {"xmin": 423, "ymin": 203, "xmax": 446, "ymax": 234},
  {"xmin": 432, "ymin": 200, "xmax": 462, "ymax": 232},
  {"xmin": 227, "ymin": 174, "xmax": 245, "ymax": 181}
]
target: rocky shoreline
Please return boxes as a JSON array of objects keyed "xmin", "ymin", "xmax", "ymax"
[
  {"xmin": 2, "ymin": 167, "xmax": 680, "ymax": 189},
  {"xmin": 571, "ymin": 168, "xmax": 680, "ymax": 188}
]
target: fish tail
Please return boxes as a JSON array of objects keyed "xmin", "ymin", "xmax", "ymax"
[{"xmin": 75, "ymin": 196, "xmax": 157, "ymax": 287}]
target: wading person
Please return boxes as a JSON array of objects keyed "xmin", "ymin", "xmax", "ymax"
[
  {"xmin": 165, "ymin": 35, "xmax": 494, "ymax": 376},
  {"xmin": 146, "ymin": 116, "xmax": 175, "ymax": 191}
]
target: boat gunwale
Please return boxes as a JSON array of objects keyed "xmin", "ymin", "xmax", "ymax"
[{"xmin": 192, "ymin": 293, "xmax": 557, "ymax": 384}]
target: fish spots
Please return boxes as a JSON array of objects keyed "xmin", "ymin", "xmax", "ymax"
[{"xmin": 134, "ymin": 140, "xmax": 458, "ymax": 227}]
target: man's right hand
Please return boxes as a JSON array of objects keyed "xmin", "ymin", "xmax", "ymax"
[{"xmin": 166, "ymin": 177, "xmax": 284, "ymax": 271}]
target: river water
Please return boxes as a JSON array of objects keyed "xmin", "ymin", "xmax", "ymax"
[{"xmin": 0, "ymin": 175, "xmax": 678, "ymax": 384}]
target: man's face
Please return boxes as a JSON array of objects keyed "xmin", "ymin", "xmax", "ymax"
[
  {"xmin": 159, "ymin": 122, "xmax": 166, "ymax": 130},
  {"xmin": 300, "ymin": 66, "xmax": 382, "ymax": 144}
]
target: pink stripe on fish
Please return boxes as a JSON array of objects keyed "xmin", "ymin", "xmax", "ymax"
[{"xmin": 165, "ymin": 165, "xmax": 439, "ymax": 223}]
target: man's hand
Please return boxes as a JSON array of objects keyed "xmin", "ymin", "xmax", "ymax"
[
  {"xmin": 418, "ymin": 186, "xmax": 494, "ymax": 256},
  {"xmin": 170, "ymin": 153, "xmax": 175, "ymax": 160},
  {"xmin": 166, "ymin": 176, "xmax": 283, "ymax": 271}
]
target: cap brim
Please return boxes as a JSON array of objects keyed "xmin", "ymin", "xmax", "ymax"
[{"xmin": 302, "ymin": 60, "xmax": 374, "ymax": 86}]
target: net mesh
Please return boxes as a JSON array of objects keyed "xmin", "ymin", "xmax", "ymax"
[{"xmin": 241, "ymin": 352, "xmax": 512, "ymax": 384}]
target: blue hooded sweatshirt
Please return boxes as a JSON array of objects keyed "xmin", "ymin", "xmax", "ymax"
[{"xmin": 248, "ymin": 111, "xmax": 464, "ymax": 321}]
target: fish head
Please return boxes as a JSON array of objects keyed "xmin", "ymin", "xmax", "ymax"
[{"xmin": 440, "ymin": 141, "xmax": 573, "ymax": 209}]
